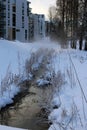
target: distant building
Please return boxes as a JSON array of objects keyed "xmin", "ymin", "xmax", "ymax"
[
  {"xmin": 28, "ymin": 8, "xmax": 34, "ymax": 41},
  {"xmin": 45, "ymin": 21, "xmax": 50, "ymax": 36},
  {"xmin": 33, "ymin": 14, "xmax": 45, "ymax": 40},
  {"xmin": 0, "ymin": 0, "xmax": 6, "ymax": 38},
  {"xmin": 0, "ymin": 0, "xmax": 31, "ymax": 42}
]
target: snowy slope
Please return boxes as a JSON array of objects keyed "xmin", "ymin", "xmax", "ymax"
[
  {"xmin": 48, "ymin": 49, "xmax": 87, "ymax": 130},
  {"xmin": 0, "ymin": 125, "xmax": 27, "ymax": 130},
  {"xmin": 0, "ymin": 40, "xmax": 31, "ymax": 108},
  {"xmin": 0, "ymin": 38, "xmax": 59, "ymax": 78},
  {"xmin": 0, "ymin": 38, "xmax": 87, "ymax": 130},
  {"xmin": 0, "ymin": 38, "xmax": 59, "ymax": 108}
]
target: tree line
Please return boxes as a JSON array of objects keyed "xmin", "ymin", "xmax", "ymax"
[{"xmin": 48, "ymin": 0, "xmax": 87, "ymax": 50}]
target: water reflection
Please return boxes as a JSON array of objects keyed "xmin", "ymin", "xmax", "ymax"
[
  {"xmin": 0, "ymin": 86, "xmax": 49, "ymax": 130},
  {"xmin": 0, "ymin": 109, "xmax": 10, "ymax": 125}
]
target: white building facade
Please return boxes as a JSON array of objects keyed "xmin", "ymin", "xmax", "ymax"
[
  {"xmin": 33, "ymin": 14, "xmax": 45, "ymax": 40},
  {"xmin": 0, "ymin": 0, "xmax": 46, "ymax": 42},
  {"xmin": 0, "ymin": 0, "xmax": 30, "ymax": 42}
]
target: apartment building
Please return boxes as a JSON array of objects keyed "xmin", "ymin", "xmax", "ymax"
[
  {"xmin": 28, "ymin": 8, "xmax": 34, "ymax": 41},
  {"xmin": 28, "ymin": 13, "xmax": 45, "ymax": 41},
  {"xmin": 45, "ymin": 21, "xmax": 50, "ymax": 36},
  {"xmin": 0, "ymin": 0, "xmax": 6, "ymax": 38},
  {"xmin": 38, "ymin": 14, "xmax": 45, "ymax": 37},
  {"xmin": 0, "ymin": 0, "xmax": 46, "ymax": 42},
  {"xmin": 0, "ymin": 0, "xmax": 30, "ymax": 42},
  {"xmin": 33, "ymin": 14, "xmax": 45, "ymax": 40}
]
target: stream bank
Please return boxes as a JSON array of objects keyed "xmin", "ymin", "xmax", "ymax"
[
  {"xmin": 0, "ymin": 58, "xmax": 51, "ymax": 130},
  {"xmin": 0, "ymin": 85, "xmax": 49, "ymax": 130}
]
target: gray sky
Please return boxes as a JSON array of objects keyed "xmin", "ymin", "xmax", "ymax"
[{"xmin": 29, "ymin": 0, "xmax": 56, "ymax": 19}]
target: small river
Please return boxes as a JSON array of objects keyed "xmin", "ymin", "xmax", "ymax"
[
  {"xmin": 0, "ymin": 59, "xmax": 52, "ymax": 130},
  {"xmin": 0, "ymin": 85, "xmax": 49, "ymax": 130}
]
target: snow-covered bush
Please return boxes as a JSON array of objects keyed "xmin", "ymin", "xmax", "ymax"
[
  {"xmin": 51, "ymin": 70, "xmax": 65, "ymax": 92},
  {"xmin": 38, "ymin": 70, "xmax": 65, "ymax": 113},
  {"xmin": 24, "ymin": 49, "xmax": 45, "ymax": 79},
  {"xmin": 24, "ymin": 48, "xmax": 55, "ymax": 80},
  {"xmin": 0, "ymin": 65, "xmax": 14, "ymax": 96},
  {"xmin": 36, "ymin": 79, "xmax": 51, "ymax": 87},
  {"xmin": 0, "ymin": 65, "xmax": 20, "ymax": 109}
]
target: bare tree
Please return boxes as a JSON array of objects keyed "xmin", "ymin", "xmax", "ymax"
[{"xmin": 56, "ymin": 0, "xmax": 79, "ymax": 48}]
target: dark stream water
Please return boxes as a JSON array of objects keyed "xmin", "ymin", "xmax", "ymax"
[
  {"xmin": 0, "ymin": 60, "xmax": 51, "ymax": 130},
  {"xmin": 0, "ymin": 86, "xmax": 49, "ymax": 130}
]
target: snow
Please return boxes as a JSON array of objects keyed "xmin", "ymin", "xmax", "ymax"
[
  {"xmin": 0, "ymin": 125, "xmax": 27, "ymax": 130},
  {"xmin": 48, "ymin": 49, "xmax": 87, "ymax": 130},
  {"xmin": 36, "ymin": 78, "xmax": 50, "ymax": 87},
  {"xmin": 0, "ymin": 84, "xmax": 20, "ymax": 108},
  {"xmin": 0, "ymin": 38, "xmax": 59, "ymax": 109},
  {"xmin": 51, "ymin": 97, "xmax": 61, "ymax": 108},
  {"xmin": 0, "ymin": 38, "xmax": 87, "ymax": 130}
]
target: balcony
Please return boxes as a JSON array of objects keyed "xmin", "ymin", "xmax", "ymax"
[
  {"xmin": 12, "ymin": 5, "xmax": 16, "ymax": 13},
  {"xmin": 0, "ymin": 4, "xmax": 6, "ymax": 10},
  {"xmin": 0, "ymin": 12, "xmax": 6, "ymax": 17},
  {"xmin": 0, "ymin": 28, "xmax": 6, "ymax": 36},
  {"xmin": 0, "ymin": 21, "xmax": 6, "ymax": 25}
]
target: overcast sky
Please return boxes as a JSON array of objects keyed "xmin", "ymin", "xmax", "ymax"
[{"xmin": 29, "ymin": 0, "xmax": 56, "ymax": 19}]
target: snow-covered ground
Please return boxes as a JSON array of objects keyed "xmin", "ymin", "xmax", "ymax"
[
  {"xmin": 0, "ymin": 38, "xmax": 59, "ymax": 109},
  {"xmin": 48, "ymin": 49, "xmax": 87, "ymax": 130},
  {"xmin": 0, "ymin": 38, "xmax": 59, "ymax": 79},
  {"xmin": 0, "ymin": 125, "xmax": 27, "ymax": 130},
  {"xmin": 0, "ymin": 38, "xmax": 87, "ymax": 130}
]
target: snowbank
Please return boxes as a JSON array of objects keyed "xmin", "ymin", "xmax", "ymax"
[
  {"xmin": 0, "ymin": 84, "xmax": 20, "ymax": 108},
  {"xmin": 48, "ymin": 49, "xmax": 87, "ymax": 130},
  {"xmin": 1, "ymin": 38, "xmax": 87, "ymax": 130},
  {"xmin": 0, "ymin": 125, "xmax": 27, "ymax": 130},
  {"xmin": 0, "ymin": 38, "xmax": 59, "ymax": 108}
]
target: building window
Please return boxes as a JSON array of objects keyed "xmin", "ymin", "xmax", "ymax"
[
  {"xmin": 22, "ymin": 3, "xmax": 24, "ymax": 9},
  {"xmin": 8, "ymin": 19, "xmax": 10, "ymax": 26},
  {"xmin": 22, "ymin": 16, "xmax": 24, "ymax": 28},
  {"xmin": 12, "ymin": 14, "xmax": 16, "ymax": 26},
  {"xmin": 25, "ymin": 30, "xmax": 27, "ymax": 40},
  {"xmin": 12, "ymin": 28, "xmax": 16, "ymax": 40},
  {"xmin": 12, "ymin": 6, "xmax": 16, "ymax": 12},
  {"xmin": 42, "ymin": 15, "xmax": 44, "ymax": 18},
  {"xmin": 22, "ymin": 16, "xmax": 24, "ymax": 22},
  {"xmin": 22, "ymin": 9, "xmax": 24, "ymax": 15},
  {"xmin": 16, "ymin": 29, "xmax": 20, "ymax": 32},
  {"xmin": 22, "ymin": 23, "xmax": 24, "ymax": 28},
  {"xmin": 8, "ymin": 12, "xmax": 10, "ymax": 18},
  {"xmin": 8, "ymin": 5, "xmax": 10, "ymax": 11}
]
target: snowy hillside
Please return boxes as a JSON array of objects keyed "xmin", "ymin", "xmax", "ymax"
[
  {"xmin": 0, "ymin": 38, "xmax": 87, "ymax": 130},
  {"xmin": 0, "ymin": 38, "xmax": 59, "ymax": 108},
  {"xmin": 48, "ymin": 49, "xmax": 87, "ymax": 130},
  {"xmin": 0, "ymin": 125, "xmax": 27, "ymax": 130},
  {"xmin": 0, "ymin": 38, "xmax": 59, "ymax": 79}
]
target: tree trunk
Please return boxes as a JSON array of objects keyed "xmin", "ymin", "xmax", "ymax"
[
  {"xmin": 73, "ymin": 40, "xmax": 76, "ymax": 49},
  {"xmin": 79, "ymin": 35, "xmax": 83, "ymax": 50},
  {"xmin": 84, "ymin": 37, "xmax": 87, "ymax": 50}
]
